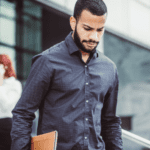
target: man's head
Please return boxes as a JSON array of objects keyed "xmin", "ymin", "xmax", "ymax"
[{"xmin": 70, "ymin": 0, "xmax": 107, "ymax": 53}]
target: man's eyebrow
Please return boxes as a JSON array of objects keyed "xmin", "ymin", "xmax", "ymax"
[
  {"xmin": 83, "ymin": 24, "xmax": 104, "ymax": 30},
  {"xmin": 83, "ymin": 24, "xmax": 93, "ymax": 29}
]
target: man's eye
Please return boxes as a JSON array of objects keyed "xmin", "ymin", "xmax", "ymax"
[
  {"xmin": 84, "ymin": 28, "xmax": 91, "ymax": 31},
  {"xmin": 97, "ymin": 29, "xmax": 103, "ymax": 32}
]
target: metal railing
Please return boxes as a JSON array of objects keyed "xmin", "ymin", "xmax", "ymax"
[{"xmin": 122, "ymin": 129, "xmax": 150, "ymax": 148}]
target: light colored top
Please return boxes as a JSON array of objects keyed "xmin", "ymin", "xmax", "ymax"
[{"xmin": 0, "ymin": 77, "xmax": 22, "ymax": 118}]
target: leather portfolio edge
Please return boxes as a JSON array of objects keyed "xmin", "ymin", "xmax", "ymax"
[{"xmin": 31, "ymin": 130, "xmax": 58, "ymax": 150}]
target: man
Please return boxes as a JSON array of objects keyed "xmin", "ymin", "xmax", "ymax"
[{"xmin": 11, "ymin": 0, "xmax": 123, "ymax": 150}]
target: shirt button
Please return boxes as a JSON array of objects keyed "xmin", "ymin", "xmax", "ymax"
[
  {"xmin": 85, "ymin": 118, "xmax": 88, "ymax": 121},
  {"xmin": 85, "ymin": 137, "xmax": 87, "ymax": 139},
  {"xmin": 86, "ymin": 100, "xmax": 89, "ymax": 103},
  {"xmin": 85, "ymin": 65, "xmax": 87, "ymax": 68},
  {"xmin": 86, "ymin": 83, "xmax": 89, "ymax": 85}
]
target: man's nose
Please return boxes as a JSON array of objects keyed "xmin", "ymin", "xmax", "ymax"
[{"xmin": 89, "ymin": 31, "xmax": 98, "ymax": 41}]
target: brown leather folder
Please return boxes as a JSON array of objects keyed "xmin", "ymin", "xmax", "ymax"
[{"xmin": 31, "ymin": 131, "xmax": 58, "ymax": 150}]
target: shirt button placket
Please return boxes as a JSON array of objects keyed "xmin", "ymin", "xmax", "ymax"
[{"xmin": 84, "ymin": 64, "xmax": 89, "ymax": 148}]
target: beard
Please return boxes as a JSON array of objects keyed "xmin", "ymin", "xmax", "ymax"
[{"xmin": 73, "ymin": 26, "xmax": 99, "ymax": 54}]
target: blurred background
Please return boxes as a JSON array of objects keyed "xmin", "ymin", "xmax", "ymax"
[{"xmin": 0, "ymin": 0, "xmax": 150, "ymax": 149}]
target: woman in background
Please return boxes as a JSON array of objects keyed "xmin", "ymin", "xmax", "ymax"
[{"xmin": 0, "ymin": 54, "xmax": 22, "ymax": 150}]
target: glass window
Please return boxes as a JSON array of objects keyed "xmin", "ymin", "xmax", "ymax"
[
  {"xmin": 104, "ymin": 31, "xmax": 150, "ymax": 142},
  {"xmin": 0, "ymin": 0, "xmax": 42, "ymax": 81},
  {"xmin": 22, "ymin": 15, "xmax": 42, "ymax": 52},
  {"xmin": 0, "ymin": 0, "xmax": 16, "ymax": 18},
  {"xmin": 0, "ymin": 0, "xmax": 16, "ymax": 46},
  {"xmin": 0, "ymin": 17, "xmax": 16, "ymax": 46},
  {"xmin": 23, "ymin": 0, "xmax": 42, "ymax": 18},
  {"xmin": 22, "ymin": 53, "xmax": 33, "ymax": 79}
]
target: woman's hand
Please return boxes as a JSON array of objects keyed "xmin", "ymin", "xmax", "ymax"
[{"xmin": 0, "ymin": 64, "xmax": 5, "ymax": 86}]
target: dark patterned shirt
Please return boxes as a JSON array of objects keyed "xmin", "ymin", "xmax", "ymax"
[{"xmin": 11, "ymin": 32, "xmax": 123, "ymax": 150}]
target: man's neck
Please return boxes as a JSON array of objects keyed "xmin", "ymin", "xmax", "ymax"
[
  {"xmin": 80, "ymin": 50, "xmax": 90, "ymax": 57},
  {"xmin": 80, "ymin": 50, "xmax": 90, "ymax": 63}
]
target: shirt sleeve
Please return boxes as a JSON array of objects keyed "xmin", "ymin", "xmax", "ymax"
[
  {"xmin": 101, "ymin": 68, "xmax": 123, "ymax": 150},
  {"xmin": 10, "ymin": 54, "xmax": 53, "ymax": 150},
  {"xmin": 0, "ymin": 80, "xmax": 22, "ymax": 113}
]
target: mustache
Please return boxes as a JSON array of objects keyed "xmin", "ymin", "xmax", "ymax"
[{"xmin": 82, "ymin": 40, "xmax": 99, "ymax": 44}]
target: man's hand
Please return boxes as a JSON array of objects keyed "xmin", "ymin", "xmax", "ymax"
[{"xmin": 0, "ymin": 64, "xmax": 5, "ymax": 86}]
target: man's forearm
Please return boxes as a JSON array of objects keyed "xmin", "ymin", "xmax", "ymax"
[
  {"xmin": 11, "ymin": 110, "xmax": 35, "ymax": 150},
  {"xmin": 101, "ymin": 117, "xmax": 123, "ymax": 150}
]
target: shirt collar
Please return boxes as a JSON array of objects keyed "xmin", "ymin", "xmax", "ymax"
[
  {"xmin": 65, "ymin": 32, "xmax": 97, "ymax": 56},
  {"xmin": 65, "ymin": 32, "xmax": 79, "ymax": 55}
]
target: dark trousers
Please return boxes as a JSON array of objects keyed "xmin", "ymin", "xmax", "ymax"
[{"xmin": 0, "ymin": 118, "xmax": 12, "ymax": 150}]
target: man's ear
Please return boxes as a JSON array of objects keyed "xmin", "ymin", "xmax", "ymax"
[{"xmin": 70, "ymin": 16, "xmax": 76, "ymax": 31}]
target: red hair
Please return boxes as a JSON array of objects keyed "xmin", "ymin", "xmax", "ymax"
[{"xmin": 0, "ymin": 54, "xmax": 17, "ymax": 78}]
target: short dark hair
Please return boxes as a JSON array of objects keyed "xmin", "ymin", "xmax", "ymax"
[{"xmin": 73, "ymin": 0, "xmax": 107, "ymax": 20}]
